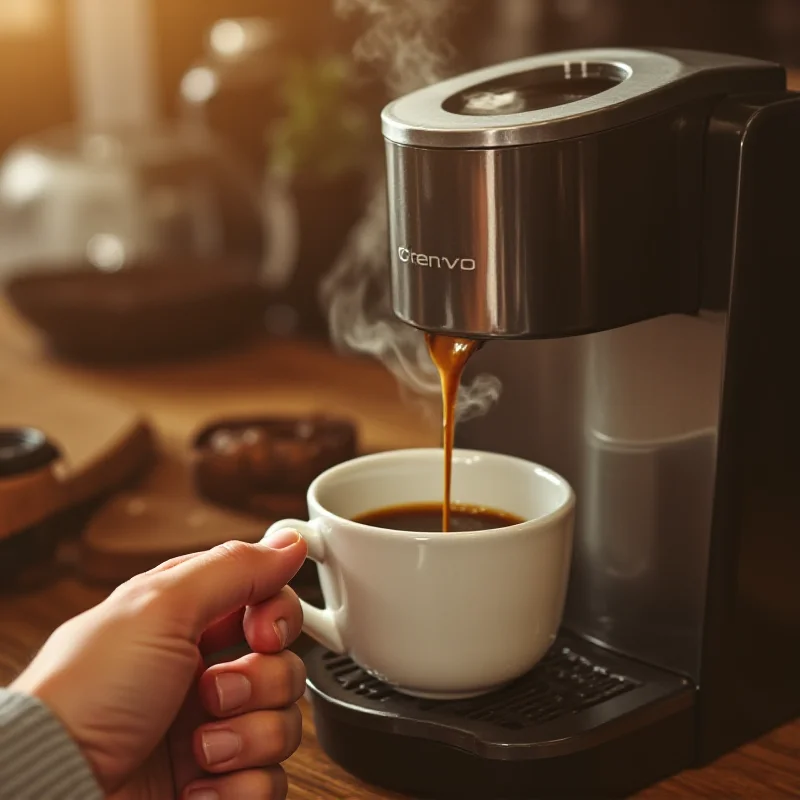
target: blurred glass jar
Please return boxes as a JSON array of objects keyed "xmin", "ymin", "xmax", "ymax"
[
  {"xmin": 179, "ymin": 17, "xmax": 304, "ymax": 336},
  {"xmin": 0, "ymin": 123, "xmax": 297, "ymax": 362},
  {"xmin": 179, "ymin": 19, "xmax": 376, "ymax": 342},
  {"xmin": 180, "ymin": 18, "xmax": 288, "ymax": 179}
]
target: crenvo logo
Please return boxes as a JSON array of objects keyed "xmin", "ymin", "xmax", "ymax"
[{"xmin": 397, "ymin": 246, "xmax": 476, "ymax": 271}]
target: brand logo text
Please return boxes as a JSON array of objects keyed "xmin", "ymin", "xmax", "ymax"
[{"xmin": 397, "ymin": 246, "xmax": 476, "ymax": 271}]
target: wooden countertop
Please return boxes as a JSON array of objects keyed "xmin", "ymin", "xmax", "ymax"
[{"xmin": 1, "ymin": 301, "xmax": 798, "ymax": 799}]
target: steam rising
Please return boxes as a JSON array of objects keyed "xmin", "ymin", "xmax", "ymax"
[
  {"xmin": 323, "ymin": 0, "xmax": 502, "ymax": 424},
  {"xmin": 334, "ymin": 0, "xmax": 454, "ymax": 96}
]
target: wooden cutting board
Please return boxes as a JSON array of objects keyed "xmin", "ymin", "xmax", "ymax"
[
  {"xmin": 78, "ymin": 450, "xmax": 317, "ymax": 586},
  {"xmin": 79, "ymin": 464, "xmax": 268, "ymax": 584},
  {"xmin": 0, "ymin": 363, "xmax": 154, "ymax": 540}
]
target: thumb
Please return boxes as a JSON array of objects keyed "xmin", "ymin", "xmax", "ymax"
[{"xmin": 156, "ymin": 529, "xmax": 307, "ymax": 639}]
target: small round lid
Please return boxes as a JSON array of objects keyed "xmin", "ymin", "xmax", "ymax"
[{"xmin": 0, "ymin": 427, "xmax": 60, "ymax": 478}]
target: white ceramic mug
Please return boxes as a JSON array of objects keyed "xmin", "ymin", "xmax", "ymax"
[{"xmin": 262, "ymin": 448, "xmax": 575, "ymax": 699}]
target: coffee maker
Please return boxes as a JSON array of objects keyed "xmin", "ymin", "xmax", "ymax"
[{"xmin": 303, "ymin": 48, "xmax": 800, "ymax": 797}]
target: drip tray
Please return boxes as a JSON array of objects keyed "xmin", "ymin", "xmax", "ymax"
[{"xmin": 305, "ymin": 630, "xmax": 694, "ymax": 761}]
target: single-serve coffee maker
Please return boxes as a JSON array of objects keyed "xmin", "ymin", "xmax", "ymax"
[{"xmin": 303, "ymin": 48, "xmax": 800, "ymax": 797}]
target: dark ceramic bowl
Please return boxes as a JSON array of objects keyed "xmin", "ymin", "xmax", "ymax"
[
  {"xmin": 4, "ymin": 258, "xmax": 269, "ymax": 363},
  {"xmin": 190, "ymin": 415, "xmax": 358, "ymax": 517}
]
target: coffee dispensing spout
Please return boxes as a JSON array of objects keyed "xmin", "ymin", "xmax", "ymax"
[{"xmin": 381, "ymin": 48, "xmax": 784, "ymax": 339}]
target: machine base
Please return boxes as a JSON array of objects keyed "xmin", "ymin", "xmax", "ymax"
[{"xmin": 305, "ymin": 632, "xmax": 696, "ymax": 799}]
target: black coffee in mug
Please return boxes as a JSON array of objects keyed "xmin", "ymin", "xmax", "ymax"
[{"xmin": 353, "ymin": 502, "xmax": 523, "ymax": 533}]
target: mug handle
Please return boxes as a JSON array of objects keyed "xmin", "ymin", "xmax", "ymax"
[{"xmin": 262, "ymin": 519, "xmax": 345, "ymax": 654}]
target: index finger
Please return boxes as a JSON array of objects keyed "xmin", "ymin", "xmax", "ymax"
[{"xmin": 156, "ymin": 529, "xmax": 306, "ymax": 640}]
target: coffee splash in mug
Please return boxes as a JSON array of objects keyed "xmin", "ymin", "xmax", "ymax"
[{"xmin": 354, "ymin": 501, "xmax": 522, "ymax": 532}]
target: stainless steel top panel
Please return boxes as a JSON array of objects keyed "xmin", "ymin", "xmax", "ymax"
[{"xmin": 381, "ymin": 48, "xmax": 783, "ymax": 148}]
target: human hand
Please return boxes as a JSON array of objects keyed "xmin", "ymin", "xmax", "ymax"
[{"xmin": 11, "ymin": 529, "xmax": 308, "ymax": 799}]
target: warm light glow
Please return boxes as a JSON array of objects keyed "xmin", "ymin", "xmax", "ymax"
[
  {"xmin": 180, "ymin": 66, "xmax": 220, "ymax": 104},
  {"xmin": 208, "ymin": 18, "xmax": 278, "ymax": 61},
  {"xmin": 0, "ymin": 152, "xmax": 51, "ymax": 205},
  {"xmin": 0, "ymin": 0, "xmax": 52, "ymax": 35},
  {"xmin": 87, "ymin": 234, "xmax": 126, "ymax": 271},
  {"xmin": 210, "ymin": 20, "xmax": 247, "ymax": 58}
]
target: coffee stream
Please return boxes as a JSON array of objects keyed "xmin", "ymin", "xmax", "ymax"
[
  {"xmin": 425, "ymin": 333, "xmax": 482, "ymax": 532},
  {"xmin": 354, "ymin": 333, "xmax": 521, "ymax": 533}
]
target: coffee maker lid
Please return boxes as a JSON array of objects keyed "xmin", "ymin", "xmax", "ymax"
[{"xmin": 381, "ymin": 48, "xmax": 783, "ymax": 149}]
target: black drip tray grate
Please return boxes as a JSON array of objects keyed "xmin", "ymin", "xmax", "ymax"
[
  {"xmin": 305, "ymin": 631, "xmax": 694, "ymax": 759},
  {"xmin": 322, "ymin": 643, "xmax": 639, "ymax": 729}
]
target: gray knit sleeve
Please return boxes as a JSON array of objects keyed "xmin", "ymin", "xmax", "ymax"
[{"xmin": 0, "ymin": 689, "xmax": 102, "ymax": 800}]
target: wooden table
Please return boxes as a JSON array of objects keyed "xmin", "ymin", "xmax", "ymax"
[{"xmin": 1, "ymin": 301, "xmax": 798, "ymax": 799}]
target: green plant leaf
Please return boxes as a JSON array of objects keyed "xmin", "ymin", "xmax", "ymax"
[{"xmin": 268, "ymin": 54, "xmax": 371, "ymax": 181}]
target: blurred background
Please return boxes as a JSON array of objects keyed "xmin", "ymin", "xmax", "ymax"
[{"xmin": 1, "ymin": 0, "xmax": 799, "ymax": 354}]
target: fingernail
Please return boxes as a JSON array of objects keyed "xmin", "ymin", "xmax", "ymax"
[
  {"xmin": 262, "ymin": 528, "xmax": 301, "ymax": 550},
  {"xmin": 187, "ymin": 789, "xmax": 219, "ymax": 800},
  {"xmin": 214, "ymin": 672, "xmax": 251, "ymax": 713},
  {"xmin": 201, "ymin": 729, "xmax": 241, "ymax": 766},
  {"xmin": 274, "ymin": 618, "xmax": 289, "ymax": 649}
]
